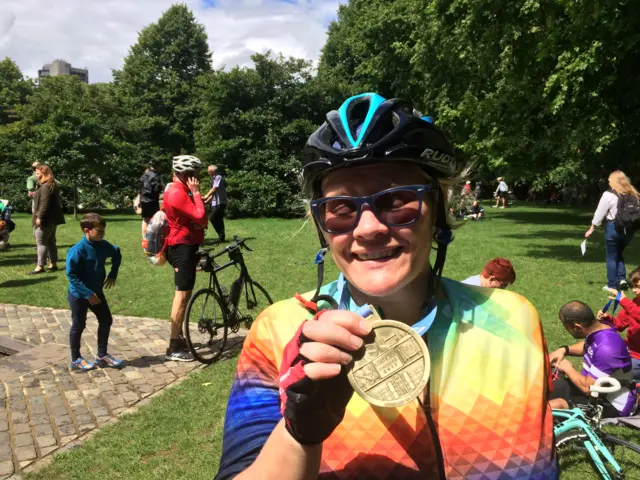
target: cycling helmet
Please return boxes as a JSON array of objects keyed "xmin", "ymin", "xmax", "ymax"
[
  {"xmin": 302, "ymin": 93, "xmax": 457, "ymax": 306},
  {"xmin": 301, "ymin": 92, "xmax": 456, "ymax": 196},
  {"xmin": 172, "ymin": 155, "xmax": 202, "ymax": 173}
]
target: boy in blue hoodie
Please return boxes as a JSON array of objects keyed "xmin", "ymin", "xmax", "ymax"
[{"xmin": 66, "ymin": 213, "xmax": 123, "ymax": 371}]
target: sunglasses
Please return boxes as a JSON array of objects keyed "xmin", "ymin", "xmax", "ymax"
[{"xmin": 310, "ymin": 184, "xmax": 432, "ymax": 234}]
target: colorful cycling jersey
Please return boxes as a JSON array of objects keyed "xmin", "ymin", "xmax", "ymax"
[
  {"xmin": 582, "ymin": 327, "xmax": 637, "ymax": 416},
  {"xmin": 162, "ymin": 181, "xmax": 207, "ymax": 246},
  {"xmin": 216, "ymin": 277, "xmax": 557, "ymax": 479}
]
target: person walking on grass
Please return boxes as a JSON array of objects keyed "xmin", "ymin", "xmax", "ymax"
[
  {"xmin": 66, "ymin": 213, "xmax": 123, "ymax": 371},
  {"xmin": 203, "ymin": 165, "xmax": 227, "ymax": 243},
  {"xmin": 28, "ymin": 165, "xmax": 65, "ymax": 275},
  {"xmin": 163, "ymin": 155, "xmax": 208, "ymax": 362},
  {"xmin": 585, "ymin": 170, "xmax": 640, "ymax": 291},
  {"xmin": 492, "ymin": 176, "xmax": 509, "ymax": 208},
  {"xmin": 26, "ymin": 161, "xmax": 40, "ymax": 213},
  {"xmin": 138, "ymin": 161, "xmax": 162, "ymax": 236}
]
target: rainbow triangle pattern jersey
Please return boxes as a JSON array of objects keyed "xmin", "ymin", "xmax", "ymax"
[{"xmin": 215, "ymin": 278, "xmax": 558, "ymax": 479}]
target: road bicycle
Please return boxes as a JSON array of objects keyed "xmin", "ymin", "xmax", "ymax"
[
  {"xmin": 553, "ymin": 376, "xmax": 640, "ymax": 479},
  {"xmin": 184, "ymin": 236, "xmax": 273, "ymax": 364}
]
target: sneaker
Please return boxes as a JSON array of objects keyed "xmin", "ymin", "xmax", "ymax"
[
  {"xmin": 499, "ymin": 206, "xmax": 505, "ymax": 209},
  {"xmin": 165, "ymin": 349, "xmax": 194, "ymax": 362},
  {"xmin": 619, "ymin": 280, "xmax": 630, "ymax": 291},
  {"xmin": 603, "ymin": 285, "xmax": 615, "ymax": 293},
  {"xmin": 95, "ymin": 354, "xmax": 124, "ymax": 369},
  {"xmin": 71, "ymin": 357, "xmax": 95, "ymax": 372}
]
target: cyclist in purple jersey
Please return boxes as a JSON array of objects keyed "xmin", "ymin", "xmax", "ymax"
[{"xmin": 549, "ymin": 300, "xmax": 637, "ymax": 417}]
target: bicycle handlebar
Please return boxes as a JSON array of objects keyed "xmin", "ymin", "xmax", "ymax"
[{"xmin": 589, "ymin": 376, "xmax": 621, "ymax": 397}]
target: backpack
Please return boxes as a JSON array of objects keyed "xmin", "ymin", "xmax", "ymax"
[
  {"xmin": 142, "ymin": 210, "xmax": 169, "ymax": 265},
  {"xmin": 615, "ymin": 194, "xmax": 640, "ymax": 234}
]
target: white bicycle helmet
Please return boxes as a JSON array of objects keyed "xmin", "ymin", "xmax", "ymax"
[{"xmin": 172, "ymin": 155, "xmax": 202, "ymax": 173}]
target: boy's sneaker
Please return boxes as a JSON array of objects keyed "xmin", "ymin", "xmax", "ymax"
[
  {"xmin": 95, "ymin": 354, "xmax": 124, "ymax": 369},
  {"xmin": 71, "ymin": 357, "xmax": 95, "ymax": 372},
  {"xmin": 619, "ymin": 280, "xmax": 630, "ymax": 291},
  {"xmin": 164, "ymin": 349, "xmax": 194, "ymax": 362}
]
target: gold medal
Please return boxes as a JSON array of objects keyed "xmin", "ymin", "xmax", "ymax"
[{"xmin": 347, "ymin": 306, "xmax": 430, "ymax": 408}]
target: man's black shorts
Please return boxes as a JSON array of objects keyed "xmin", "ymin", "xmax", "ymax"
[
  {"xmin": 551, "ymin": 378, "xmax": 621, "ymax": 418},
  {"xmin": 167, "ymin": 244, "xmax": 200, "ymax": 291},
  {"xmin": 141, "ymin": 201, "xmax": 160, "ymax": 219}
]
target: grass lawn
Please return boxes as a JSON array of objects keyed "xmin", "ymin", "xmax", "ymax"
[{"xmin": 1, "ymin": 204, "xmax": 639, "ymax": 479}]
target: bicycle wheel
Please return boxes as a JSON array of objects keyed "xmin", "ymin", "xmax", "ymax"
[
  {"xmin": 601, "ymin": 433, "xmax": 640, "ymax": 479},
  {"xmin": 184, "ymin": 288, "xmax": 228, "ymax": 364},
  {"xmin": 556, "ymin": 429, "xmax": 640, "ymax": 479},
  {"xmin": 232, "ymin": 280, "xmax": 272, "ymax": 331}
]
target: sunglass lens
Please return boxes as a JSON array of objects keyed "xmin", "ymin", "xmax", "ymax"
[
  {"xmin": 376, "ymin": 189, "xmax": 422, "ymax": 226},
  {"xmin": 321, "ymin": 198, "xmax": 359, "ymax": 233}
]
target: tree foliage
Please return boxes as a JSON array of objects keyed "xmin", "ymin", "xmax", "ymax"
[
  {"xmin": 114, "ymin": 3, "xmax": 212, "ymax": 157},
  {"xmin": 196, "ymin": 52, "xmax": 341, "ymax": 217},
  {"xmin": 319, "ymin": 0, "xmax": 640, "ymax": 188},
  {"xmin": 4, "ymin": 1, "xmax": 640, "ymax": 216}
]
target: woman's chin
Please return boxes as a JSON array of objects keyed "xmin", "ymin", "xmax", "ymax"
[{"xmin": 350, "ymin": 273, "xmax": 406, "ymax": 299}]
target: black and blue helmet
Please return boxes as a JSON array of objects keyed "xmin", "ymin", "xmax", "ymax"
[
  {"xmin": 301, "ymin": 93, "xmax": 457, "ymax": 195},
  {"xmin": 302, "ymin": 93, "xmax": 457, "ymax": 305}
]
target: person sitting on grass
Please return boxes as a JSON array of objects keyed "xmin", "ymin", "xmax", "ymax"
[
  {"xmin": 598, "ymin": 266, "xmax": 640, "ymax": 382},
  {"xmin": 549, "ymin": 301, "xmax": 637, "ymax": 417},
  {"xmin": 66, "ymin": 213, "xmax": 123, "ymax": 371},
  {"xmin": 0, "ymin": 220, "xmax": 9, "ymax": 251},
  {"xmin": 465, "ymin": 200, "xmax": 484, "ymax": 220},
  {"xmin": 462, "ymin": 257, "xmax": 516, "ymax": 288}
]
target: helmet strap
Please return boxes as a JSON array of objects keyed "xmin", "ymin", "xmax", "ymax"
[
  {"xmin": 311, "ymin": 227, "xmax": 329, "ymax": 304},
  {"xmin": 430, "ymin": 185, "xmax": 453, "ymax": 297}
]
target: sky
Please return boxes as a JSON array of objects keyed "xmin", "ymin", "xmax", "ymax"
[{"xmin": 0, "ymin": 0, "xmax": 341, "ymax": 83}]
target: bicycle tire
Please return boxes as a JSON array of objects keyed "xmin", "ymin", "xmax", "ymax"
[
  {"xmin": 556, "ymin": 429, "xmax": 640, "ymax": 479},
  {"xmin": 233, "ymin": 280, "xmax": 272, "ymax": 330},
  {"xmin": 184, "ymin": 288, "xmax": 228, "ymax": 364}
]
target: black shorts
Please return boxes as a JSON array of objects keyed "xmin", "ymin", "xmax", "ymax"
[
  {"xmin": 141, "ymin": 201, "xmax": 160, "ymax": 219},
  {"xmin": 167, "ymin": 244, "xmax": 200, "ymax": 291},
  {"xmin": 551, "ymin": 378, "xmax": 621, "ymax": 418},
  {"xmin": 496, "ymin": 191, "xmax": 507, "ymax": 199}
]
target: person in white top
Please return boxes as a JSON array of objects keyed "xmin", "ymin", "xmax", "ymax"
[
  {"xmin": 585, "ymin": 170, "xmax": 639, "ymax": 291},
  {"xmin": 493, "ymin": 176, "xmax": 509, "ymax": 208}
]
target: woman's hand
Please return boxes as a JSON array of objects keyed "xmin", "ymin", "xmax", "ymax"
[
  {"xmin": 299, "ymin": 310, "xmax": 371, "ymax": 380},
  {"xmin": 278, "ymin": 310, "xmax": 372, "ymax": 446},
  {"xmin": 35, "ymin": 218, "xmax": 41, "ymax": 227},
  {"xmin": 585, "ymin": 225, "xmax": 595, "ymax": 238}
]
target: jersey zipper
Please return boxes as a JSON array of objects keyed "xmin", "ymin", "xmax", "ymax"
[{"xmin": 423, "ymin": 381, "xmax": 446, "ymax": 479}]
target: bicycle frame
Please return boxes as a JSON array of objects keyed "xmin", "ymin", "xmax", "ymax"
[
  {"xmin": 205, "ymin": 244, "xmax": 251, "ymax": 322},
  {"xmin": 553, "ymin": 407, "xmax": 624, "ymax": 478}
]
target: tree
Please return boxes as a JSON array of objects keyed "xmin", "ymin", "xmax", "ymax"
[
  {"xmin": 0, "ymin": 58, "xmax": 33, "ymax": 209},
  {"xmin": 196, "ymin": 52, "xmax": 341, "ymax": 217},
  {"xmin": 0, "ymin": 57, "xmax": 33, "ymax": 125},
  {"xmin": 19, "ymin": 76, "xmax": 146, "ymax": 213},
  {"xmin": 114, "ymin": 3, "xmax": 213, "ymax": 157}
]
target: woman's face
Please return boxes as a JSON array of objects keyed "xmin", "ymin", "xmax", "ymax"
[
  {"xmin": 35, "ymin": 169, "xmax": 43, "ymax": 181},
  {"xmin": 320, "ymin": 163, "xmax": 435, "ymax": 299}
]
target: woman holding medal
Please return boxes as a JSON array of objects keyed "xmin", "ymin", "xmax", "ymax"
[{"xmin": 215, "ymin": 94, "xmax": 557, "ymax": 479}]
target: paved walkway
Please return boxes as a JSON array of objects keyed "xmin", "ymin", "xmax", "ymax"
[{"xmin": 0, "ymin": 303, "xmax": 245, "ymax": 479}]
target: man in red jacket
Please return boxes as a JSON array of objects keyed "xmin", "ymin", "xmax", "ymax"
[
  {"xmin": 162, "ymin": 155, "xmax": 208, "ymax": 361},
  {"xmin": 599, "ymin": 266, "xmax": 640, "ymax": 382}
]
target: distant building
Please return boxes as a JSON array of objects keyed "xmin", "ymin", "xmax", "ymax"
[{"xmin": 38, "ymin": 59, "xmax": 88, "ymax": 83}]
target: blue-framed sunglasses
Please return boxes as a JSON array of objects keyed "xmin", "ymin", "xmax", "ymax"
[{"xmin": 310, "ymin": 184, "xmax": 433, "ymax": 234}]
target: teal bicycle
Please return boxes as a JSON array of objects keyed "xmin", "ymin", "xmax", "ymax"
[{"xmin": 553, "ymin": 376, "xmax": 640, "ymax": 479}]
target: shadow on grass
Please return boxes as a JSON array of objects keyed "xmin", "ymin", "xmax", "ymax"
[
  {"xmin": 491, "ymin": 208, "xmax": 592, "ymax": 226},
  {"xmin": 0, "ymin": 254, "xmax": 39, "ymax": 267},
  {"xmin": 0, "ymin": 276, "xmax": 56, "ymax": 288}
]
